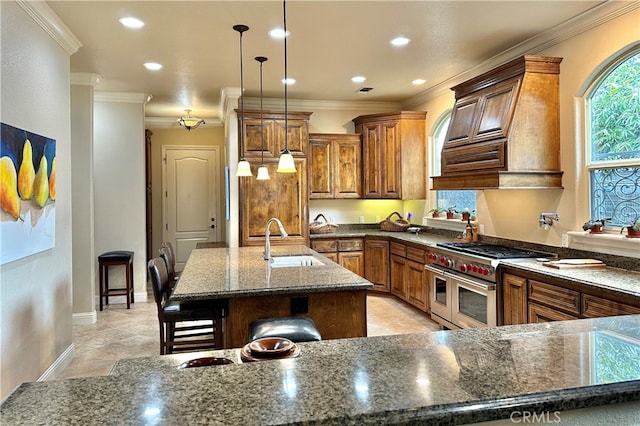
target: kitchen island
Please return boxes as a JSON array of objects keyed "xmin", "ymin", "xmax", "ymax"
[
  {"xmin": 3, "ymin": 315, "xmax": 640, "ymax": 424},
  {"xmin": 170, "ymin": 245, "xmax": 373, "ymax": 348}
]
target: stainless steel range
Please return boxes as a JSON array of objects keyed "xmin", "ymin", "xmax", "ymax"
[{"xmin": 425, "ymin": 242, "xmax": 555, "ymax": 330}]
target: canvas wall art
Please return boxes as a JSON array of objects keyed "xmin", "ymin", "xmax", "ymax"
[{"xmin": 0, "ymin": 123, "xmax": 56, "ymax": 265}]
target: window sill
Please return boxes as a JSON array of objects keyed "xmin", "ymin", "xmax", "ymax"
[
  {"xmin": 424, "ymin": 217, "xmax": 469, "ymax": 233},
  {"xmin": 566, "ymin": 231, "xmax": 640, "ymax": 258}
]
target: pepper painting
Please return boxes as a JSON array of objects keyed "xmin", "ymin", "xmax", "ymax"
[{"xmin": 0, "ymin": 123, "xmax": 56, "ymax": 265}]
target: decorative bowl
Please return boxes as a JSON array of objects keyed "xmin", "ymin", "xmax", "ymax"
[{"xmin": 248, "ymin": 337, "xmax": 295, "ymax": 357}]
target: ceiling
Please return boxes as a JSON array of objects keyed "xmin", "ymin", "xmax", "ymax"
[{"xmin": 48, "ymin": 1, "xmax": 622, "ymax": 124}]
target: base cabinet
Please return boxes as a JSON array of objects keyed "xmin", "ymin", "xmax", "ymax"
[
  {"xmin": 311, "ymin": 238, "xmax": 364, "ymax": 277},
  {"xmin": 501, "ymin": 268, "xmax": 640, "ymax": 325},
  {"xmin": 389, "ymin": 242, "xmax": 428, "ymax": 312},
  {"xmin": 364, "ymin": 238, "xmax": 390, "ymax": 292}
]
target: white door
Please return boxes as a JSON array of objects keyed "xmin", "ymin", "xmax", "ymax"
[{"xmin": 163, "ymin": 147, "xmax": 220, "ymax": 272}]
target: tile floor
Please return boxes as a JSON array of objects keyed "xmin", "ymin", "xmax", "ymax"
[{"xmin": 52, "ymin": 293, "xmax": 440, "ymax": 381}]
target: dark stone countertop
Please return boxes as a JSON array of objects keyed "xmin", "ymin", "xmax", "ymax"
[{"xmin": 2, "ymin": 316, "xmax": 640, "ymax": 424}]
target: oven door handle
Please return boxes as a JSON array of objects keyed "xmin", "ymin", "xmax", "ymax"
[
  {"xmin": 449, "ymin": 272, "xmax": 496, "ymax": 292},
  {"xmin": 424, "ymin": 264, "xmax": 447, "ymax": 276}
]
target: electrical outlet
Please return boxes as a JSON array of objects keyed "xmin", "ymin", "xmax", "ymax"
[
  {"xmin": 561, "ymin": 234, "xmax": 569, "ymax": 247},
  {"xmin": 330, "ymin": 216, "xmax": 335, "ymax": 223},
  {"xmin": 422, "ymin": 216, "xmax": 428, "ymax": 226},
  {"xmin": 479, "ymin": 224, "xmax": 485, "ymax": 234},
  {"xmin": 375, "ymin": 215, "xmax": 381, "ymax": 222},
  {"xmin": 359, "ymin": 216, "xmax": 365, "ymax": 223}
]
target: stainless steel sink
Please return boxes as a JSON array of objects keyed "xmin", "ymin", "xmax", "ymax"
[{"xmin": 269, "ymin": 255, "xmax": 325, "ymax": 268}]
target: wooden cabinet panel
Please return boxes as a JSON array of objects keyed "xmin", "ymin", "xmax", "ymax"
[
  {"xmin": 406, "ymin": 258, "xmax": 428, "ymax": 312},
  {"xmin": 338, "ymin": 238, "xmax": 363, "ymax": 252},
  {"xmin": 582, "ymin": 294, "xmax": 640, "ymax": 318},
  {"xmin": 390, "ymin": 242, "xmax": 406, "ymax": 257},
  {"xmin": 528, "ymin": 280, "xmax": 580, "ymax": 316},
  {"xmin": 406, "ymin": 246, "xmax": 425, "ymax": 263},
  {"xmin": 338, "ymin": 251, "xmax": 364, "ymax": 277},
  {"xmin": 529, "ymin": 302, "xmax": 579, "ymax": 323},
  {"xmin": 239, "ymin": 110, "xmax": 311, "ymax": 159},
  {"xmin": 240, "ymin": 160, "xmax": 308, "ymax": 246},
  {"xmin": 320, "ymin": 252, "xmax": 338, "ymax": 263},
  {"xmin": 474, "ymin": 79, "xmax": 519, "ymax": 142},
  {"xmin": 446, "ymin": 96, "xmax": 479, "ymax": 145},
  {"xmin": 390, "ymin": 255, "xmax": 407, "ymax": 300},
  {"xmin": 311, "ymin": 239, "xmax": 338, "ymax": 253},
  {"xmin": 309, "ymin": 133, "xmax": 362, "ymax": 199},
  {"xmin": 364, "ymin": 238, "xmax": 389, "ymax": 292},
  {"xmin": 502, "ymin": 273, "xmax": 528, "ymax": 325},
  {"xmin": 353, "ymin": 111, "xmax": 427, "ymax": 199}
]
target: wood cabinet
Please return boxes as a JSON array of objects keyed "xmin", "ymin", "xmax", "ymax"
[
  {"xmin": 364, "ymin": 238, "xmax": 390, "ymax": 292},
  {"xmin": 432, "ymin": 55, "xmax": 563, "ymax": 190},
  {"xmin": 311, "ymin": 238, "xmax": 364, "ymax": 277},
  {"xmin": 352, "ymin": 111, "xmax": 427, "ymax": 199},
  {"xmin": 502, "ymin": 273, "xmax": 528, "ymax": 325},
  {"xmin": 239, "ymin": 110, "xmax": 312, "ymax": 159},
  {"xmin": 389, "ymin": 242, "xmax": 428, "ymax": 312},
  {"xmin": 240, "ymin": 159, "xmax": 308, "ymax": 247},
  {"xmin": 238, "ymin": 111, "xmax": 311, "ymax": 247},
  {"xmin": 308, "ymin": 133, "xmax": 362, "ymax": 199},
  {"xmin": 501, "ymin": 267, "xmax": 640, "ymax": 325}
]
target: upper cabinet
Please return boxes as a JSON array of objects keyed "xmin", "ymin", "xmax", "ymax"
[
  {"xmin": 238, "ymin": 110, "xmax": 312, "ymax": 159},
  {"xmin": 353, "ymin": 111, "xmax": 427, "ymax": 199},
  {"xmin": 308, "ymin": 133, "xmax": 362, "ymax": 199},
  {"xmin": 432, "ymin": 55, "xmax": 563, "ymax": 190}
]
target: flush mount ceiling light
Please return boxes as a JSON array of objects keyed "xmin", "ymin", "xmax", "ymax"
[
  {"xmin": 351, "ymin": 76, "xmax": 367, "ymax": 83},
  {"xmin": 412, "ymin": 79, "xmax": 426, "ymax": 85},
  {"xmin": 390, "ymin": 36, "xmax": 411, "ymax": 47},
  {"xmin": 255, "ymin": 56, "xmax": 270, "ymax": 181},
  {"xmin": 119, "ymin": 17, "xmax": 144, "ymax": 29},
  {"xmin": 234, "ymin": 24, "xmax": 253, "ymax": 177},
  {"xmin": 277, "ymin": 0, "xmax": 296, "ymax": 173},
  {"xmin": 144, "ymin": 62, "xmax": 162, "ymax": 71},
  {"xmin": 268, "ymin": 28, "xmax": 289, "ymax": 39},
  {"xmin": 178, "ymin": 109, "xmax": 205, "ymax": 131}
]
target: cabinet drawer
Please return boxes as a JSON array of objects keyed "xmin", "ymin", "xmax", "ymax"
[
  {"xmin": 582, "ymin": 294, "xmax": 640, "ymax": 318},
  {"xmin": 528, "ymin": 302, "xmax": 579, "ymax": 323},
  {"xmin": 406, "ymin": 246, "xmax": 425, "ymax": 263},
  {"xmin": 311, "ymin": 239, "xmax": 338, "ymax": 253},
  {"xmin": 338, "ymin": 239, "xmax": 363, "ymax": 252},
  {"xmin": 528, "ymin": 280, "xmax": 580, "ymax": 316},
  {"xmin": 390, "ymin": 242, "xmax": 406, "ymax": 257}
]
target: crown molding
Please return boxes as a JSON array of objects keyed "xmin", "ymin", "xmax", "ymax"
[
  {"xmin": 94, "ymin": 92, "xmax": 152, "ymax": 104},
  {"xmin": 403, "ymin": 0, "xmax": 640, "ymax": 109},
  {"xmin": 17, "ymin": 0, "xmax": 82, "ymax": 55},
  {"xmin": 241, "ymin": 97, "xmax": 401, "ymax": 113},
  {"xmin": 70, "ymin": 73, "xmax": 103, "ymax": 87}
]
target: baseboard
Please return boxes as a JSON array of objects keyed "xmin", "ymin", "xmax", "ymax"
[
  {"xmin": 73, "ymin": 310, "xmax": 97, "ymax": 325},
  {"xmin": 38, "ymin": 343, "xmax": 74, "ymax": 382}
]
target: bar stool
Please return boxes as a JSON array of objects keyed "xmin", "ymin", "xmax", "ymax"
[
  {"xmin": 249, "ymin": 317, "xmax": 321, "ymax": 343},
  {"xmin": 98, "ymin": 250, "xmax": 134, "ymax": 311}
]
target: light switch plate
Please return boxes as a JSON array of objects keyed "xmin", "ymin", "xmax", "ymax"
[
  {"xmin": 359, "ymin": 216, "xmax": 365, "ymax": 223},
  {"xmin": 562, "ymin": 234, "xmax": 569, "ymax": 247}
]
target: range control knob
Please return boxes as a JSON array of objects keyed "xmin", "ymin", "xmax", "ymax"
[{"xmin": 459, "ymin": 264, "xmax": 468, "ymax": 272}]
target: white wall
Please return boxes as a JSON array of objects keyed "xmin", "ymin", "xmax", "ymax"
[
  {"xmin": 93, "ymin": 94, "xmax": 148, "ymax": 301},
  {"xmin": 0, "ymin": 1, "xmax": 76, "ymax": 402}
]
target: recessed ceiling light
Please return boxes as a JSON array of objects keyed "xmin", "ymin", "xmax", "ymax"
[
  {"xmin": 390, "ymin": 36, "xmax": 411, "ymax": 47},
  {"xmin": 119, "ymin": 17, "xmax": 145, "ymax": 29},
  {"xmin": 281, "ymin": 78, "xmax": 296, "ymax": 85},
  {"xmin": 351, "ymin": 76, "xmax": 367, "ymax": 83},
  {"xmin": 269, "ymin": 28, "xmax": 290, "ymax": 39},
  {"xmin": 144, "ymin": 62, "xmax": 163, "ymax": 71},
  {"xmin": 412, "ymin": 79, "xmax": 426, "ymax": 85}
]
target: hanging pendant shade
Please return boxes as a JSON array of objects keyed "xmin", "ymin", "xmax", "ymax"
[
  {"xmin": 256, "ymin": 166, "xmax": 271, "ymax": 180},
  {"xmin": 233, "ymin": 24, "xmax": 253, "ymax": 177},
  {"xmin": 277, "ymin": 0, "xmax": 296, "ymax": 174}
]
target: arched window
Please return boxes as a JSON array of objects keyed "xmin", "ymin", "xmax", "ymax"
[
  {"xmin": 432, "ymin": 111, "xmax": 476, "ymax": 214},
  {"xmin": 587, "ymin": 49, "xmax": 640, "ymax": 227}
]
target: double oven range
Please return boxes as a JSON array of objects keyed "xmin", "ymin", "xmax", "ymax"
[{"xmin": 425, "ymin": 242, "xmax": 555, "ymax": 330}]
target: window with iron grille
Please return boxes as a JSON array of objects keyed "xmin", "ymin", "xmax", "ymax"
[{"xmin": 587, "ymin": 49, "xmax": 640, "ymax": 227}]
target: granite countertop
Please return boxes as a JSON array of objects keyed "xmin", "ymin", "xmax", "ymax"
[
  {"xmin": 501, "ymin": 259, "xmax": 640, "ymax": 298},
  {"xmin": 171, "ymin": 245, "xmax": 373, "ymax": 302},
  {"xmin": 3, "ymin": 316, "xmax": 640, "ymax": 424}
]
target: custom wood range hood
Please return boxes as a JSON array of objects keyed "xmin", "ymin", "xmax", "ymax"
[{"xmin": 432, "ymin": 55, "xmax": 564, "ymax": 190}]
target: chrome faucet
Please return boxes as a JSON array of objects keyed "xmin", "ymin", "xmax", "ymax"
[{"xmin": 264, "ymin": 217, "xmax": 288, "ymax": 260}]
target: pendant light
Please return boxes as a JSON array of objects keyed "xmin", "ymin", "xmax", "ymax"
[
  {"xmin": 255, "ymin": 56, "xmax": 270, "ymax": 180},
  {"xmin": 277, "ymin": 0, "xmax": 296, "ymax": 173},
  {"xmin": 234, "ymin": 24, "xmax": 253, "ymax": 177}
]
